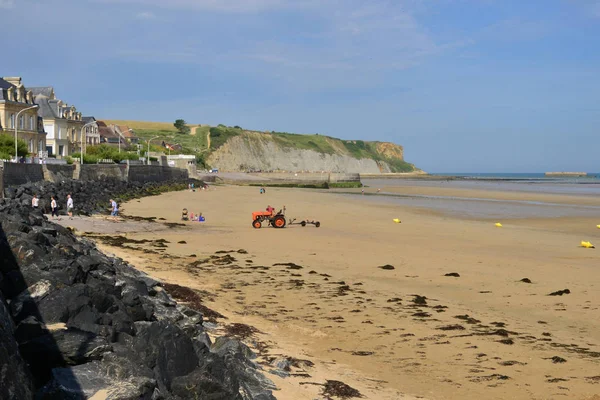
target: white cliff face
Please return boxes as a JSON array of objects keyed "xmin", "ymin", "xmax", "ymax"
[{"xmin": 207, "ymin": 134, "xmax": 394, "ymax": 173}]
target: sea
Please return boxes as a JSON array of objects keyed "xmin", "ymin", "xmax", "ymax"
[
  {"xmin": 429, "ymin": 172, "xmax": 600, "ymax": 182},
  {"xmin": 358, "ymin": 173, "xmax": 600, "ymax": 219}
]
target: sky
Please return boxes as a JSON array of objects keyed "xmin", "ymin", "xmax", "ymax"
[{"xmin": 1, "ymin": 0, "xmax": 599, "ymax": 172}]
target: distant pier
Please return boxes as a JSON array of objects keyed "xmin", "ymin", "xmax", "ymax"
[{"xmin": 545, "ymin": 172, "xmax": 587, "ymax": 177}]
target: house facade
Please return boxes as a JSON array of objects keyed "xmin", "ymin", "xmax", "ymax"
[
  {"xmin": 82, "ymin": 116, "xmax": 100, "ymax": 148},
  {"xmin": 0, "ymin": 77, "xmax": 47, "ymax": 156},
  {"xmin": 31, "ymin": 86, "xmax": 84, "ymax": 157}
]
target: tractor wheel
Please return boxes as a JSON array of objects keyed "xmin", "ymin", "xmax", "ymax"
[
  {"xmin": 301, "ymin": 221, "xmax": 306, "ymax": 227},
  {"xmin": 273, "ymin": 216, "xmax": 286, "ymax": 228},
  {"xmin": 252, "ymin": 219, "xmax": 262, "ymax": 229},
  {"xmin": 315, "ymin": 221, "xmax": 321, "ymax": 228}
]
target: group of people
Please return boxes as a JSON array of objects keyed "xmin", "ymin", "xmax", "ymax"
[
  {"xmin": 31, "ymin": 194, "xmax": 119, "ymax": 220},
  {"xmin": 189, "ymin": 211, "xmax": 205, "ymax": 222},
  {"xmin": 188, "ymin": 183, "xmax": 210, "ymax": 192},
  {"xmin": 182, "ymin": 208, "xmax": 205, "ymax": 222}
]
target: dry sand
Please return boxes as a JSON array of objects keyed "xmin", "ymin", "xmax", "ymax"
[{"xmin": 64, "ymin": 184, "xmax": 600, "ymax": 400}]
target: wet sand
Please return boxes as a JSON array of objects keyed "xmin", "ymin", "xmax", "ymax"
[{"xmin": 62, "ymin": 184, "xmax": 600, "ymax": 400}]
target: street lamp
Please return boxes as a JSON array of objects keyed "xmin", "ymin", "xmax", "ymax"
[
  {"xmin": 119, "ymin": 128, "xmax": 134, "ymax": 153},
  {"xmin": 147, "ymin": 136, "xmax": 160, "ymax": 165},
  {"xmin": 80, "ymin": 121, "xmax": 96, "ymax": 164},
  {"xmin": 14, "ymin": 104, "xmax": 39, "ymax": 162}
]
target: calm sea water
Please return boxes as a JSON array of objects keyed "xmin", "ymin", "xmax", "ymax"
[
  {"xmin": 358, "ymin": 174, "xmax": 600, "ymax": 219},
  {"xmin": 430, "ymin": 172, "xmax": 600, "ymax": 182}
]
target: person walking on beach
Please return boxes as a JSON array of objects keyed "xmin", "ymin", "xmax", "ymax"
[
  {"xmin": 31, "ymin": 194, "xmax": 39, "ymax": 209},
  {"xmin": 66, "ymin": 194, "xmax": 74, "ymax": 220},
  {"xmin": 109, "ymin": 199, "xmax": 119, "ymax": 219},
  {"xmin": 50, "ymin": 196, "xmax": 59, "ymax": 220}
]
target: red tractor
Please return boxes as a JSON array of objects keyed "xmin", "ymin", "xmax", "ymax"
[{"xmin": 252, "ymin": 206, "xmax": 286, "ymax": 229}]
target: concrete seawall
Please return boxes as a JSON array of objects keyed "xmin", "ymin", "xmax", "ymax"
[
  {"xmin": 217, "ymin": 172, "xmax": 360, "ymax": 184},
  {"xmin": 0, "ymin": 162, "xmax": 190, "ymax": 195}
]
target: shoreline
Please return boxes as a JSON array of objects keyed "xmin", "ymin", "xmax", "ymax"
[{"xmin": 59, "ymin": 183, "xmax": 600, "ymax": 400}]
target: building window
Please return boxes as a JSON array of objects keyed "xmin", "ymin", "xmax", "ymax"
[
  {"xmin": 28, "ymin": 139, "xmax": 34, "ymax": 153},
  {"xmin": 38, "ymin": 140, "xmax": 43, "ymax": 153},
  {"xmin": 10, "ymin": 114, "xmax": 15, "ymax": 128},
  {"xmin": 29, "ymin": 116, "xmax": 34, "ymax": 130},
  {"xmin": 19, "ymin": 115, "xmax": 24, "ymax": 129}
]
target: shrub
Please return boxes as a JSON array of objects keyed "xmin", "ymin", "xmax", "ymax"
[{"xmin": 0, "ymin": 135, "xmax": 28, "ymax": 157}]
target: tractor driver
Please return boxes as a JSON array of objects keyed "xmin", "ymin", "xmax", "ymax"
[{"xmin": 266, "ymin": 205, "xmax": 275, "ymax": 215}]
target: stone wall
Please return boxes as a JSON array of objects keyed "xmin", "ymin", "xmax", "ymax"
[
  {"xmin": 42, "ymin": 165, "xmax": 75, "ymax": 182},
  {"xmin": 0, "ymin": 162, "xmax": 44, "ymax": 187},
  {"xmin": 79, "ymin": 164, "xmax": 128, "ymax": 181},
  {"xmin": 1, "ymin": 163, "xmax": 190, "ymax": 195},
  {"xmin": 128, "ymin": 165, "xmax": 188, "ymax": 183},
  {"xmin": 247, "ymin": 172, "xmax": 360, "ymax": 183}
]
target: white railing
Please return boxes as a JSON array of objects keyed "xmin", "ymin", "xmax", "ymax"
[{"xmin": 166, "ymin": 154, "xmax": 195, "ymax": 160}]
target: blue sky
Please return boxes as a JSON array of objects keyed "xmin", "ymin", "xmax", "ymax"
[{"xmin": 1, "ymin": 0, "xmax": 599, "ymax": 172}]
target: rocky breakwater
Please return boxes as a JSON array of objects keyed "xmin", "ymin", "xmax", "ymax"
[{"xmin": 0, "ymin": 186, "xmax": 276, "ymax": 399}]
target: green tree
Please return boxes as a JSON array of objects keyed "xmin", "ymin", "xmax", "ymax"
[
  {"xmin": 0, "ymin": 135, "xmax": 28, "ymax": 159},
  {"xmin": 173, "ymin": 119, "xmax": 190, "ymax": 135}
]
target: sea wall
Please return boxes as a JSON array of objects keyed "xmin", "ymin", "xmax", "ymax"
[
  {"xmin": 1, "ymin": 162, "xmax": 45, "ymax": 187},
  {"xmin": 128, "ymin": 165, "xmax": 188, "ymax": 183},
  {"xmin": 43, "ymin": 164, "xmax": 75, "ymax": 181},
  {"xmin": 248, "ymin": 172, "xmax": 360, "ymax": 183},
  {"xmin": 0, "ymin": 163, "xmax": 190, "ymax": 195},
  {"xmin": 79, "ymin": 164, "xmax": 128, "ymax": 181}
]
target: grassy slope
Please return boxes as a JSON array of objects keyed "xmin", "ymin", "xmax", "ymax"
[{"xmin": 101, "ymin": 120, "xmax": 178, "ymax": 131}]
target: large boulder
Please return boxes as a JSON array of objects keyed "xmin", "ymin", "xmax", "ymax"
[{"xmin": 0, "ymin": 292, "xmax": 35, "ymax": 400}]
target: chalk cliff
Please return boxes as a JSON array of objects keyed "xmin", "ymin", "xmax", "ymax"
[{"xmin": 206, "ymin": 129, "xmax": 415, "ymax": 173}]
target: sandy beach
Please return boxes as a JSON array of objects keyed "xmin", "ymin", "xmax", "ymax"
[{"xmin": 61, "ymin": 182, "xmax": 600, "ymax": 400}]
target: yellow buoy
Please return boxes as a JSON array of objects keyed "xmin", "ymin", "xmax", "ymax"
[
  {"xmin": 581, "ymin": 241, "xmax": 595, "ymax": 249},
  {"xmin": 393, "ymin": 218, "xmax": 401, "ymax": 224},
  {"xmin": 597, "ymin": 225, "xmax": 600, "ymax": 229},
  {"xmin": 495, "ymin": 223, "xmax": 503, "ymax": 227}
]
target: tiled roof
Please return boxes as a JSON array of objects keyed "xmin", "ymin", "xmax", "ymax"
[
  {"xmin": 29, "ymin": 87, "xmax": 54, "ymax": 98},
  {"xmin": 116, "ymin": 125, "xmax": 136, "ymax": 138},
  {"xmin": 0, "ymin": 78, "xmax": 15, "ymax": 101}
]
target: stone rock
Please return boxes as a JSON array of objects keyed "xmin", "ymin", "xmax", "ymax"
[
  {"xmin": 1, "ymin": 178, "xmax": 277, "ymax": 400},
  {"xmin": 134, "ymin": 321, "xmax": 199, "ymax": 389},
  {"xmin": 38, "ymin": 361, "xmax": 156, "ymax": 400},
  {"xmin": 0, "ymin": 292, "xmax": 35, "ymax": 400}
]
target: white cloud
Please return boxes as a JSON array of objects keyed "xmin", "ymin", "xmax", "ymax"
[
  {"xmin": 135, "ymin": 10, "xmax": 156, "ymax": 19},
  {"xmin": 0, "ymin": 0, "xmax": 14, "ymax": 9}
]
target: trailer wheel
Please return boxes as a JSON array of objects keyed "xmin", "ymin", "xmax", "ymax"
[
  {"xmin": 273, "ymin": 216, "xmax": 286, "ymax": 228},
  {"xmin": 301, "ymin": 221, "xmax": 306, "ymax": 227},
  {"xmin": 253, "ymin": 219, "xmax": 262, "ymax": 229},
  {"xmin": 315, "ymin": 221, "xmax": 321, "ymax": 228}
]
